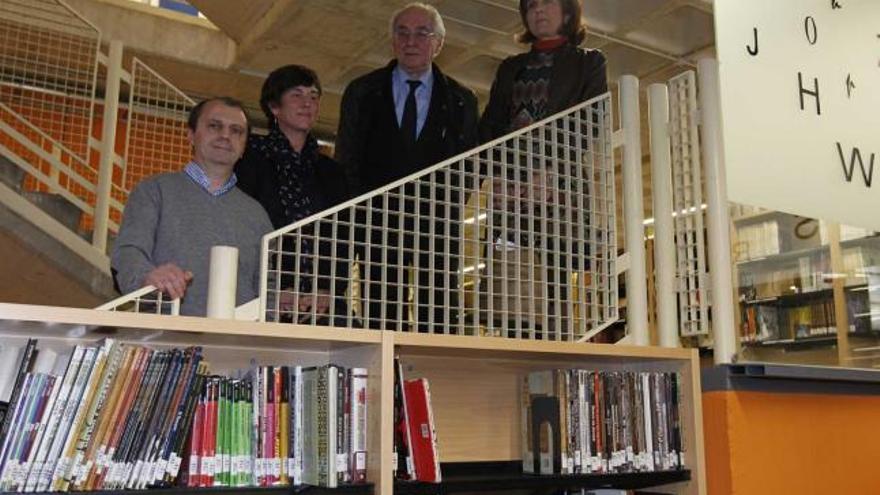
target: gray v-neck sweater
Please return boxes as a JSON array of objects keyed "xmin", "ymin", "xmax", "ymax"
[{"xmin": 111, "ymin": 172, "xmax": 273, "ymax": 316}]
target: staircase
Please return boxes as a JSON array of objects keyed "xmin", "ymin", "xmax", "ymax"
[
  {"xmin": 0, "ymin": 1, "xmax": 197, "ymax": 308},
  {"xmin": 0, "ymin": 152, "xmax": 115, "ymax": 305}
]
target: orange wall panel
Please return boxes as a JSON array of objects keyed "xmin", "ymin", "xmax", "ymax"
[{"xmin": 704, "ymin": 390, "xmax": 880, "ymax": 495}]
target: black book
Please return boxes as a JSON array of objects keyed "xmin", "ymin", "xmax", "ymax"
[
  {"xmin": 0, "ymin": 338, "xmax": 38, "ymax": 444},
  {"xmin": 113, "ymin": 350, "xmax": 168, "ymax": 487},
  {"xmin": 169, "ymin": 362, "xmax": 207, "ymax": 486}
]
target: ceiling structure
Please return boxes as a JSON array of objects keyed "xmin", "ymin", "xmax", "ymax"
[{"xmin": 167, "ymin": 0, "xmax": 716, "ymax": 138}]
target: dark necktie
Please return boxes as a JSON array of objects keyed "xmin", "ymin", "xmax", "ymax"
[{"xmin": 401, "ymin": 79, "xmax": 421, "ymax": 144}]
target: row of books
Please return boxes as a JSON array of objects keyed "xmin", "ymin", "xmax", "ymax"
[
  {"xmin": 522, "ymin": 370, "xmax": 683, "ymax": 476},
  {"xmin": 0, "ymin": 340, "xmax": 369, "ymax": 492},
  {"xmin": 185, "ymin": 365, "xmax": 368, "ymax": 488},
  {"xmin": 0, "ymin": 341, "xmax": 205, "ymax": 492}
]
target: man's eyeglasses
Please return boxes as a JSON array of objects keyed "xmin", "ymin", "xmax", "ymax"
[{"xmin": 394, "ymin": 28, "xmax": 436, "ymax": 42}]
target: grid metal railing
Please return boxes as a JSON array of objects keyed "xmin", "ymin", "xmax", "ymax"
[
  {"xmin": 259, "ymin": 95, "xmax": 618, "ymax": 341},
  {"xmin": 95, "ymin": 285, "xmax": 180, "ymax": 315},
  {"xmin": 0, "ymin": 0, "xmax": 100, "ymax": 164},
  {"xmin": 122, "ymin": 57, "xmax": 194, "ymax": 191},
  {"xmin": 668, "ymin": 71, "xmax": 710, "ymax": 337}
]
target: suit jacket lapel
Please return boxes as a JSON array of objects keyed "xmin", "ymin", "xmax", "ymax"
[{"xmin": 421, "ymin": 64, "xmax": 448, "ymax": 143}]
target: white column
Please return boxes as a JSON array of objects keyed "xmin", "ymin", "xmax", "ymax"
[
  {"xmin": 648, "ymin": 83, "xmax": 680, "ymax": 348},
  {"xmin": 93, "ymin": 39, "xmax": 123, "ymax": 253},
  {"xmin": 698, "ymin": 58, "xmax": 737, "ymax": 364},
  {"xmin": 619, "ymin": 75, "xmax": 649, "ymax": 346},
  {"xmin": 207, "ymin": 246, "xmax": 239, "ymax": 319}
]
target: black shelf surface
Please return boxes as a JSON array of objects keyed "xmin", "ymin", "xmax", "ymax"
[
  {"xmin": 741, "ymin": 284, "xmax": 867, "ymax": 307},
  {"xmin": 742, "ymin": 334, "xmax": 837, "ymax": 349},
  {"xmin": 394, "ymin": 461, "xmax": 690, "ymax": 494},
  {"xmin": 26, "ymin": 484, "xmax": 373, "ymax": 495}
]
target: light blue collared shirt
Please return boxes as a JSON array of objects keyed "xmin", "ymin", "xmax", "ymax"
[
  {"xmin": 392, "ymin": 65, "xmax": 433, "ymax": 138},
  {"xmin": 183, "ymin": 161, "xmax": 237, "ymax": 197}
]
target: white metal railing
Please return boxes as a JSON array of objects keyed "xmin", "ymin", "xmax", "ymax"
[
  {"xmin": 95, "ymin": 285, "xmax": 180, "ymax": 315},
  {"xmin": 0, "ymin": 0, "xmax": 198, "ymax": 253},
  {"xmin": 123, "ymin": 57, "xmax": 194, "ymax": 191},
  {"xmin": 259, "ymin": 95, "xmax": 618, "ymax": 341},
  {"xmin": 668, "ymin": 71, "xmax": 710, "ymax": 337}
]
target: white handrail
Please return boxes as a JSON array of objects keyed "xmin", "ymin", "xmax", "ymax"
[
  {"xmin": 95, "ymin": 285, "xmax": 180, "ymax": 315},
  {"xmin": 259, "ymin": 93, "xmax": 621, "ymax": 341},
  {"xmin": 0, "ymin": 102, "xmax": 100, "ymax": 178}
]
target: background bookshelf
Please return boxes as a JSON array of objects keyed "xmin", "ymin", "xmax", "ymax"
[
  {"xmin": 392, "ymin": 333, "xmax": 706, "ymax": 495},
  {"xmin": 730, "ymin": 209, "xmax": 880, "ymax": 367},
  {"xmin": 0, "ymin": 303, "xmax": 706, "ymax": 495}
]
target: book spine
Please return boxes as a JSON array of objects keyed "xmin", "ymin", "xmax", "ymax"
[
  {"xmin": 349, "ymin": 367, "xmax": 368, "ymax": 484},
  {"xmin": 20, "ymin": 373, "xmax": 61, "ymax": 491},
  {"xmin": 336, "ymin": 365, "xmax": 346, "ymax": 485},
  {"xmin": 0, "ymin": 339, "xmax": 37, "ymax": 446},
  {"xmin": 46, "ymin": 346, "xmax": 98, "ymax": 490},
  {"xmin": 25, "ymin": 346, "xmax": 85, "ymax": 492},
  {"xmin": 279, "ymin": 367, "xmax": 289, "ymax": 485},
  {"xmin": 293, "ymin": 366, "xmax": 303, "ymax": 486}
]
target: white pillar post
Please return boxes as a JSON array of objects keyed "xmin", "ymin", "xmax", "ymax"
[
  {"xmin": 648, "ymin": 83, "xmax": 680, "ymax": 348},
  {"xmin": 207, "ymin": 246, "xmax": 239, "ymax": 319},
  {"xmin": 698, "ymin": 58, "xmax": 737, "ymax": 364},
  {"xmin": 93, "ymin": 39, "xmax": 123, "ymax": 253},
  {"xmin": 619, "ymin": 75, "xmax": 649, "ymax": 346}
]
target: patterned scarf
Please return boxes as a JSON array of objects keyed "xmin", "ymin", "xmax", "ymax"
[{"xmin": 256, "ymin": 126, "xmax": 319, "ymax": 290}]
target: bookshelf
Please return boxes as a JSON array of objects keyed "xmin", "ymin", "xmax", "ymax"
[
  {"xmin": 731, "ymin": 212, "xmax": 880, "ymax": 360},
  {"xmin": 392, "ymin": 333, "xmax": 706, "ymax": 495},
  {"xmin": 0, "ymin": 303, "xmax": 706, "ymax": 495}
]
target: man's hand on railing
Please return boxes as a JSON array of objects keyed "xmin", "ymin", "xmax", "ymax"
[
  {"xmin": 279, "ymin": 288, "xmax": 332, "ymax": 323},
  {"xmin": 144, "ymin": 263, "xmax": 193, "ymax": 300}
]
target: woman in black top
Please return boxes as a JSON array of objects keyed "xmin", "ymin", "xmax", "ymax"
[
  {"xmin": 478, "ymin": 0, "xmax": 609, "ymax": 336},
  {"xmin": 236, "ymin": 65, "xmax": 349, "ymax": 322},
  {"xmin": 480, "ymin": 0, "xmax": 607, "ymax": 140}
]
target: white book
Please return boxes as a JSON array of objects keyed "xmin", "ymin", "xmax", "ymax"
[
  {"xmin": 31, "ymin": 348, "xmax": 58, "ymax": 375},
  {"xmin": 293, "ymin": 365, "xmax": 303, "ymax": 485},
  {"xmin": 578, "ymin": 370, "xmax": 589, "ymax": 474},
  {"xmin": 642, "ymin": 372, "xmax": 654, "ymax": 472},
  {"xmin": 71, "ymin": 341, "xmax": 122, "ymax": 488},
  {"xmin": 0, "ymin": 345, "xmax": 22, "ymax": 402},
  {"xmin": 54, "ymin": 339, "xmax": 115, "ymax": 491},
  {"xmin": 42, "ymin": 346, "xmax": 97, "ymax": 491},
  {"xmin": 327, "ymin": 366, "xmax": 338, "ymax": 488},
  {"xmin": 300, "ymin": 368, "xmax": 317, "ymax": 486},
  {"xmin": 34, "ymin": 346, "xmax": 97, "ymax": 492}
]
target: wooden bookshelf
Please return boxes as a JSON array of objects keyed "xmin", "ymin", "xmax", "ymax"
[{"xmin": 0, "ymin": 303, "xmax": 706, "ymax": 495}]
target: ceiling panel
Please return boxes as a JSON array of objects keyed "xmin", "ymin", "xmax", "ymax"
[
  {"xmin": 625, "ymin": 5, "xmax": 714, "ymax": 55},
  {"xmin": 156, "ymin": 0, "xmax": 716, "ymax": 137}
]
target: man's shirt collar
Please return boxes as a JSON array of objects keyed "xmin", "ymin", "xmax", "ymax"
[{"xmin": 184, "ymin": 161, "xmax": 237, "ymax": 196}]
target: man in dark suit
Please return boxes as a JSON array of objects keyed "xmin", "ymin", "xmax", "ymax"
[{"xmin": 335, "ymin": 2, "xmax": 479, "ymax": 331}]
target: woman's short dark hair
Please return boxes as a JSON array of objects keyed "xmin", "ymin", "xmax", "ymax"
[
  {"xmin": 516, "ymin": 0, "xmax": 587, "ymax": 45},
  {"xmin": 259, "ymin": 64, "xmax": 322, "ymax": 124}
]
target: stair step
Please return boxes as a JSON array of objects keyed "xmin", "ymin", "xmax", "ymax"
[
  {"xmin": 0, "ymin": 154, "xmax": 25, "ymax": 191},
  {"xmin": 20, "ymin": 191, "xmax": 82, "ymax": 233}
]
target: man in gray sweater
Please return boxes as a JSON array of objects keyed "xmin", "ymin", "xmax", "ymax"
[{"xmin": 111, "ymin": 97, "xmax": 273, "ymax": 316}]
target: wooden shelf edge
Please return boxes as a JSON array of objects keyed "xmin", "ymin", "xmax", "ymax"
[
  {"xmin": 391, "ymin": 331, "xmax": 695, "ymax": 360},
  {"xmin": 0, "ymin": 302, "xmax": 382, "ymax": 345},
  {"xmin": 22, "ymin": 484, "xmax": 373, "ymax": 495}
]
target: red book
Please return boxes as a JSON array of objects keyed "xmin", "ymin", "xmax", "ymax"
[
  {"xmin": 203, "ymin": 379, "xmax": 218, "ymax": 487},
  {"xmin": 187, "ymin": 397, "xmax": 204, "ymax": 487},
  {"xmin": 403, "ymin": 379, "xmax": 441, "ymax": 483}
]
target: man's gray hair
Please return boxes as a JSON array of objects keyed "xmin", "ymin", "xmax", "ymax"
[{"xmin": 389, "ymin": 2, "xmax": 446, "ymax": 40}]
